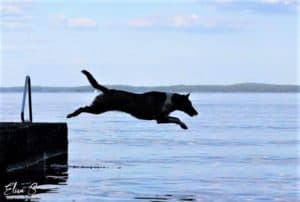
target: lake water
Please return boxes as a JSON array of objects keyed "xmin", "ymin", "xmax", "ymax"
[{"xmin": 0, "ymin": 93, "xmax": 298, "ymax": 201}]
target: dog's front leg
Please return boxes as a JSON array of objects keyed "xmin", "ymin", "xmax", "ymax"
[
  {"xmin": 67, "ymin": 106, "xmax": 93, "ymax": 118},
  {"xmin": 157, "ymin": 116, "xmax": 188, "ymax": 130}
]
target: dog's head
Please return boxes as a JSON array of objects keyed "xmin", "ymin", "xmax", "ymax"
[{"xmin": 173, "ymin": 93, "xmax": 198, "ymax": 117}]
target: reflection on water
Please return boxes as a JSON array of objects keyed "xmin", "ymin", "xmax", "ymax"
[
  {"xmin": 0, "ymin": 154, "xmax": 68, "ymax": 201},
  {"xmin": 134, "ymin": 194, "xmax": 196, "ymax": 201}
]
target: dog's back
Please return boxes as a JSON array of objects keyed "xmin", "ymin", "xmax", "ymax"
[{"xmin": 92, "ymin": 90, "xmax": 169, "ymax": 120}]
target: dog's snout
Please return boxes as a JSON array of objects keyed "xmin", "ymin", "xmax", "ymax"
[
  {"xmin": 192, "ymin": 109, "xmax": 198, "ymax": 116},
  {"xmin": 187, "ymin": 109, "xmax": 198, "ymax": 117}
]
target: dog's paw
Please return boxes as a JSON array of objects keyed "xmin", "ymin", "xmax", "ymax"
[
  {"xmin": 66, "ymin": 114, "xmax": 73, "ymax": 118},
  {"xmin": 180, "ymin": 123, "xmax": 188, "ymax": 130}
]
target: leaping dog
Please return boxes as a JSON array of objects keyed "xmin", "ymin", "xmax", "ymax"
[{"xmin": 67, "ymin": 70, "xmax": 198, "ymax": 129}]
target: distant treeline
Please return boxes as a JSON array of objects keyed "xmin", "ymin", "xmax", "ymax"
[{"xmin": 0, "ymin": 83, "xmax": 299, "ymax": 93}]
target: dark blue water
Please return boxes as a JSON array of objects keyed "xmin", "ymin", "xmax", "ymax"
[{"xmin": 0, "ymin": 93, "xmax": 298, "ymax": 201}]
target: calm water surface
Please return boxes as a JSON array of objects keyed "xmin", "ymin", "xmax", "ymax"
[{"xmin": 0, "ymin": 93, "xmax": 298, "ymax": 201}]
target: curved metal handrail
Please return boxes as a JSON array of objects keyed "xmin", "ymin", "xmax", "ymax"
[{"xmin": 21, "ymin": 76, "xmax": 32, "ymax": 122}]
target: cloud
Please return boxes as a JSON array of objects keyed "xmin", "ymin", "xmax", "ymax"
[
  {"xmin": 260, "ymin": 0, "xmax": 294, "ymax": 5},
  {"xmin": 0, "ymin": 4, "xmax": 24, "ymax": 16},
  {"xmin": 1, "ymin": 1, "xmax": 36, "ymax": 30},
  {"xmin": 52, "ymin": 14, "xmax": 97, "ymax": 29},
  {"xmin": 1, "ymin": 44, "xmax": 39, "ymax": 53},
  {"xmin": 169, "ymin": 14, "xmax": 200, "ymax": 27},
  {"xmin": 128, "ymin": 19, "xmax": 153, "ymax": 28},
  {"xmin": 1, "ymin": 21, "xmax": 27, "ymax": 29},
  {"xmin": 128, "ymin": 14, "xmax": 245, "ymax": 33},
  {"xmin": 204, "ymin": 0, "xmax": 296, "ymax": 5},
  {"xmin": 203, "ymin": 0, "xmax": 297, "ymax": 13},
  {"xmin": 68, "ymin": 17, "xmax": 97, "ymax": 28}
]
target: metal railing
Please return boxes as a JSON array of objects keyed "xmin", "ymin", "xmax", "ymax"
[{"xmin": 21, "ymin": 76, "xmax": 32, "ymax": 122}]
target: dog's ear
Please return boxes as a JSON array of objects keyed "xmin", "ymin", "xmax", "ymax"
[{"xmin": 185, "ymin": 93, "xmax": 190, "ymax": 98}]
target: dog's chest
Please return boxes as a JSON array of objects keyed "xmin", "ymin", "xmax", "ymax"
[{"xmin": 162, "ymin": 93, "xmax": 173, "ymax": 113}]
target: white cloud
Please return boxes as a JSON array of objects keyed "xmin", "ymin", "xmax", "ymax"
[
  {"xmin": 1, "ymin": 1, "xmax": 37, "ymax": 30},
  {"xmin": 128, "ymin": 19, "xmax": 153, "ymax": 28},
  {"xmin": 52, "ymin": 14, "xmax": 97, "ymax": 29},
  {"xmin": 204, "ymin": 0, "xmax": 297, "ymax": 12},
  {"xmin": 0, "ymin": 4, "xmax": 24, "ymax": 15},
  {"xmin": 1, "ymin": 0, "xmax": 36, "ymax": 3},
  {"xmin": 169, "ymin": 14, "xmax": 200, "ymax": 27},
  {"xmin": 260, "ymin": 0, "xmax": 295, "ymax": 4},
  {"xmin": 261, "ymin": 0, "xmax": 280, "ymax": 3},
  {"xmin": 68, "ymin": 17, "xmax": 97, "ymax": 28},
  {"xmin": 1, "ymin": 21, "xmax": 27, "ymax": 29},
  {"xmin": 208, "ymin": 0, "xmax": 295, "ymax": 3},
  {"xmin": 128, "ymin": 14, "xmax": 245, "ymax": 32},
  {"xmin": 1, "ymin": 44, "xmax": 39, "ymax": 52},
  {"xmin": 53, "ymin": 14, "xmax": 67, "ymax": 22}
]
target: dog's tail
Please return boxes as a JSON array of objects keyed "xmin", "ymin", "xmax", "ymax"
[{"xmin": 81, "ymin": 70, "xmax": 109, "ymax": 93}]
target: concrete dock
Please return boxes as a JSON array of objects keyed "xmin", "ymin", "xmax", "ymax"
[{"xmin": 0, "ymin": 122, "xmax": 68, "ymax": 173}]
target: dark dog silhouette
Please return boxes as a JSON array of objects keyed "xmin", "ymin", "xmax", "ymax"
[{"xmin": 67, "ymin": 70, "xmax": 198, "ymax": 129}]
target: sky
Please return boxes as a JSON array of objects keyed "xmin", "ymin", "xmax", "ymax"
[{"xmin": 0, "ymin": 0, "xmax": 298, "ymax": 87}]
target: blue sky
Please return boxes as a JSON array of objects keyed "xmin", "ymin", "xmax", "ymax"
[{"xmin": 1, "ymin": 0, "xmax": 298, "ymax": 86}]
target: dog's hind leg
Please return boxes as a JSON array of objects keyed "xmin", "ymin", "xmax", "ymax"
[
  {"xmin": 67, "ymin": 106, "xmax": 97, "ymax": 118},
  {"xmin": 157, "ymin": 116, "xmax": 188, "ymax": 130}
]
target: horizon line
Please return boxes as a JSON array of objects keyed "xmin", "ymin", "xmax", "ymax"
[{"xmin": 1, "ymin": 82, "xmax": 299, "ymax": 88}]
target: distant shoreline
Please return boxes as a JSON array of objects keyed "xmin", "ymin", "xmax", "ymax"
[{"xmin": 0, "ymin": 83, "xmax": 299, "ymax": 93}]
